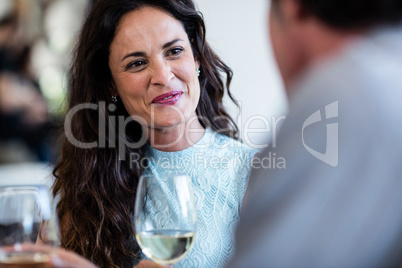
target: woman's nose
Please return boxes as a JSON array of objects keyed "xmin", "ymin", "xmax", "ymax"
[{"xmin": 150, "ymin": 61, "xmax": 174, "ymax": 87}]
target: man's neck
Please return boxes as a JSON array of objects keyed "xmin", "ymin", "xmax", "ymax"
[{"xmin": 286, "ymin": 23, "xmax": 364, "ymax": 92}]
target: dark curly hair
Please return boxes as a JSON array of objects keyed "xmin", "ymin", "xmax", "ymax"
[{"xmin": 52, "ymin": 0, "xmax": 238, "ymax": 267}]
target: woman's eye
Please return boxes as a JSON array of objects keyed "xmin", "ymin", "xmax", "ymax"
[
  {"xmin": 167, "ymin": 47, "xmax": 184, "ymax": 57},
  {"xmin": 126, "ymin": 60, "xmax": 146, "ymax": 70}
]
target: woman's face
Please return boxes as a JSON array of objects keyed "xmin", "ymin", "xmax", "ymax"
[{"xmin": 109, "ymin": 6, "xmax": 200, "ymax": 130}]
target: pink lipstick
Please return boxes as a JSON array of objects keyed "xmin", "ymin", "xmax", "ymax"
[{"xmin": 152, "ymin": 91, "xmax": 183, "ymax": 105}]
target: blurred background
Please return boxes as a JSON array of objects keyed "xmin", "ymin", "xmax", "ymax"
[
  {"xmin": 0, "ymin": 0, "xmax": 286, "ymax": 184},
  {"xmin": 0, "ymin": 0, "xmax": 87, "ymax": 165}
]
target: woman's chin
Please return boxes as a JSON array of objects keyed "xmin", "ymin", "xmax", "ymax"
[{"xmin": 149, "ymin": 119, "xmax": 186, "ymax": 130}]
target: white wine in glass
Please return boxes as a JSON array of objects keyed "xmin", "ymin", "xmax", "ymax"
[
  {"xmin": 134, "ymin": 175, "xmax": 197, "ymax": 265},
  {"xmin": 0, "ymin": 186, "xmax": 59, "ymax": 268}
]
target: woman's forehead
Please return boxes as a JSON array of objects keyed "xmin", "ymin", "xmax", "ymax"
[
  {"xmin": 115, "ymin": 7, "xmax": 186, "ymax": 42},
  {"xmin": 109, "ymin": 6, "xmax": 190, "ymax": 60}
]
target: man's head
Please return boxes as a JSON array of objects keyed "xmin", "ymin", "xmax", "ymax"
[{"xmin": 269, "ymin": 0, "xmax": 402, "ymax": 90}]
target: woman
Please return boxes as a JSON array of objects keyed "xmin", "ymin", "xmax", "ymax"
[{"xmin": 53, "ymin": 0, "xmax": 256, "ymax": 267}]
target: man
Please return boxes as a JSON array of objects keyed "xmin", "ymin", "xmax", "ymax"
[{"xmin": 228, "ymin": 0, "xmax": 402, "ymax": 267}]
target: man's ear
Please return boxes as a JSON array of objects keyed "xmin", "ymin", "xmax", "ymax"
[{"xmin": 281, "ymin": 0, "xmax": 308, "ymax": 24}]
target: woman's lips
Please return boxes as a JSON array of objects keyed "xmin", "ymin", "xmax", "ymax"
[{"xmin": 152, "ymin": 91, "xmax": 183, "ymax": 105}]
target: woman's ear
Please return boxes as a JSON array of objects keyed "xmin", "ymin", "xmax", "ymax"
[
  {"xmin": 109, "ymin": 80, "xmax": 118, "ymax": 96},
  {"xmin": 190, "ymin": 38, "xmax": 200, "ymax": 69}
]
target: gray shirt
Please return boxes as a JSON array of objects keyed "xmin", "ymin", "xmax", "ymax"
[{"xmin": 229, "ymin": 23, "xmax": 402, "ymax": 267}]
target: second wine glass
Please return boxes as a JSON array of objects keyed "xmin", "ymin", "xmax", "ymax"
[
  {"xmin": 0, "ymin": 186, "xmax": 59, "ymax": 268},
  {"xmin": 134, "ymin": 175, "xmax": 197, "ymax": 266}
]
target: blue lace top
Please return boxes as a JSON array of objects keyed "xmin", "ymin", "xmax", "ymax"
[{"xmin": 143, "ymin": 128, "xmax": 257, "ymax": 268}]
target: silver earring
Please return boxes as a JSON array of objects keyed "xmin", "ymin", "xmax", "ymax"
[
  {"xmin": 196, "ymin": 69, "xmax": 201, "ymax": 77},
  {"xmin": 111, "ymin": 95, "xmax": 118, "ymax": 102}
]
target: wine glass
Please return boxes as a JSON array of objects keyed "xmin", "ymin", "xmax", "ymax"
[
  {"xmin": 134, "ymin": 175, "xmax": 197, "ymax": 266},
  {"xmin": 0, "ymin": 186, "xmax": 59, "ymax": 268}
]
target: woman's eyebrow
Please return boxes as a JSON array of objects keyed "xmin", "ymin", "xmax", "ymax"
[
  {"xmin": 162, "ymin": 38, "xmax": 183, "ymax": 49},
  {"xmin": 121, "ymin": 39, "xmax": 184, "ymax": 62},
  {"xmin": 121, "ymin": 51, "xmax": 146, "ymax": 62}
]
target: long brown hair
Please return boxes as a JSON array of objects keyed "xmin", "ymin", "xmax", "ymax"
[{"xmin": 52, "ymin": 0, "xmax": 238, "ymax": 267}]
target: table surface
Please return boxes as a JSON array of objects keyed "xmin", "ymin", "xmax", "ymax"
[{"xmin": 0, "ymin": 162, "xmax": 54, "ymax": 187}]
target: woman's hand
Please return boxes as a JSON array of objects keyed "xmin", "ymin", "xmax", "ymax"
[
  {"xmin": 49, "ymin": 247, "xmax": 97, "ymax": 268},
  {"xmin": 0, "ymin": 243, "xmax": 96, "ymax": 268},
  {"xmin": 134, "ymin": 260, "xmax": 171, "ymax": 268},
  {"xmin": 1, "ymin": 244, "xmax": 168, "ymax": 268}
]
